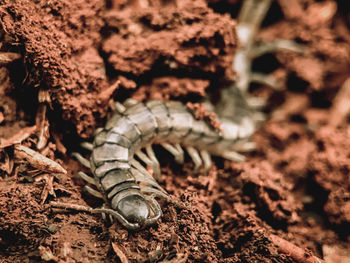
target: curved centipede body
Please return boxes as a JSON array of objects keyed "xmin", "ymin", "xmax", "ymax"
[{"xmin": 82, "ymin": 99, "xmax": 259, "ymax": 230}]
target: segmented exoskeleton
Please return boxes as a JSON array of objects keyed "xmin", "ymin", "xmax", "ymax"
[{"xmin": 75, "ymin": 96, "xmax": 260, "ymax": 230}]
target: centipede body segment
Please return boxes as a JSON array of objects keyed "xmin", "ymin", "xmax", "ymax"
[{"xmin": 81, "ymin": 99, "xmax": 259, "ymax": 230}]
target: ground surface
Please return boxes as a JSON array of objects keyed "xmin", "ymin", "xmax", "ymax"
[{"xmin": 0, "ymin": 0, "xmax": 350, "ymax": 262}]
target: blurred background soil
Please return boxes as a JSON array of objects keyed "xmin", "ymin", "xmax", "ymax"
[{"xmin": 1, "ymin": 0, "xmax": 350, "ymax": 262}]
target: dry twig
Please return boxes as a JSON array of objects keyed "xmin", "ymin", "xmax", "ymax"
[
  {"xmin": 36, "ymin": 103, "xmax": 49, "ymax": 150},
  {"xmin": 270, "ymin": 234, "xmax": 325, "ymax": 263},
  {"xmin": 34, "ymin": 173, "xmax": 56, "ymax": 204},
  {"xmin": 111, "ymin": 242, "xmax": 129, "ymax": 263}
]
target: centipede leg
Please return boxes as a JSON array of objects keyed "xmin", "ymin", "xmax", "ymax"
[
  {"xmin": 145, "ymin": 145, "xmax": 161, "ymax": 180},
  {"xmin": 132, "ymin": 159, "xmax": 168, "ymax": 193},
  {"xmin": 245, "ymin": 96, "xmax": 267, "ymax": 110},
  {"xmin": 72, "ymin": 152, "xmax": 91, "ymax": 168},
  {"xmin": 186, "ymin": 146, "xmax": 202, "ymax": 173},
  {"xmin": 141, "ymin": 186, "xmax": 187, "ymax": 210},
  {"xmin": 93, "ymin": 127, "xmax": 103, "ymax": 136},
  {"xmin": 131, "ymin": 159, "xmax": 153, "ymax": 179},
  {"xmin": 135, "ymin": 150, "xmax": 160, "ymax": 178},
  {"xmin": 123, "ymin": 98, "xmax": 138, "ymax": 107},
  {"xmin": 114, "ymin": 102, "xmax": 126, "ymax": 113},
  {"xmin": 132, "ymin": 167, "xmax": 167, "ymax": 193},
  {"xmin": 83, "ymin": 185, "xmax": 104, "ymax": 199},
  {"xmin": 251, "ymin": 39, "xmax": 305, "ymax": 59},
  {"xmin": 100, "ymin": 203, "xmax": 114, "ymax": 223},
  {"xmin": 200, "ymin": 150, "xmax": 212, "ymax": 174},
  {"xmin": 238, "ymin": 117, "xmax": 256, "ymax": 139},
  {"xmin": 135, "ymin": 150, "xmax": 152, "ymax": 165},
  {"xmin": 251, "ymin": 73, "xmax": 282, "ymax": 91},
  {"xmin": 76, "ymin": 171, "xmax": 97, "ymax": 186},
  {"xmin": 80, "ymin": 142, "xmax": 94, "ymax": 151},
  {"xmin": 221, "ymin": 151, "xmax": 246, "ymax": 162},
  {"xmin": 232, "ymin": 140, "xmax": 256, "ymax": 152},
  {"xmin": 140, "ymin": 186, "xmax": 169, "ymax": 200},
  {"xmin": 161, "ymin": 143, "xmax": 184, "ymax": 164}
]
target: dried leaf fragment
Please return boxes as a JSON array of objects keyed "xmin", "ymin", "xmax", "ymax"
[{"xmin": 14, "ymin": 144, "xmax": 67, "ymax": 174}]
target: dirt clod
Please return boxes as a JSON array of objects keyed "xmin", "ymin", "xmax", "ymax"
[{"xmin": 1, "ymin": 0, "xmax": 350, "ymax": 262}]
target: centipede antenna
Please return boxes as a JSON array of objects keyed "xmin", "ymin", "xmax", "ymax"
[
  {"xmin": 72, "ymin": 152, "xmax": 91, "ymax": 168},
  {"xmin": 90, "ymin": 207, "xmax": 141, "ymax": 230},
  {"xmin": 51, "ymin": 201, "xmax": 141, "ymax": 230},
  {"xmin": 143, "ymin": 196, "xmax": 162, "ymax": 225}
]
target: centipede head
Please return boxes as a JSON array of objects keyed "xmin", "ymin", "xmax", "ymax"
[
  {"xmin": 112, "ymin": 194, "xmax": 162, "ymax": 230},
  {"xmin": 117, "ymin": 195, "xmax": 150, "ymax": 225}
]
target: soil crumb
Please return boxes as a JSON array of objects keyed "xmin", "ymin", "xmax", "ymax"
[{"xmin": 1, "ymin": 0, "xmax": 350, "ymax": 262}]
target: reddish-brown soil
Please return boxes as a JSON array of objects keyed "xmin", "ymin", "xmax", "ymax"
[{"xmin": 1, "ymin": 0, "xmax": 350, "ymax": 262}]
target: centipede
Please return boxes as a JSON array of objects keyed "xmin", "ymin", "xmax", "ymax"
[{"xmin": 73, "ymin": 96, "xmax": 260, "ymax": 230}]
